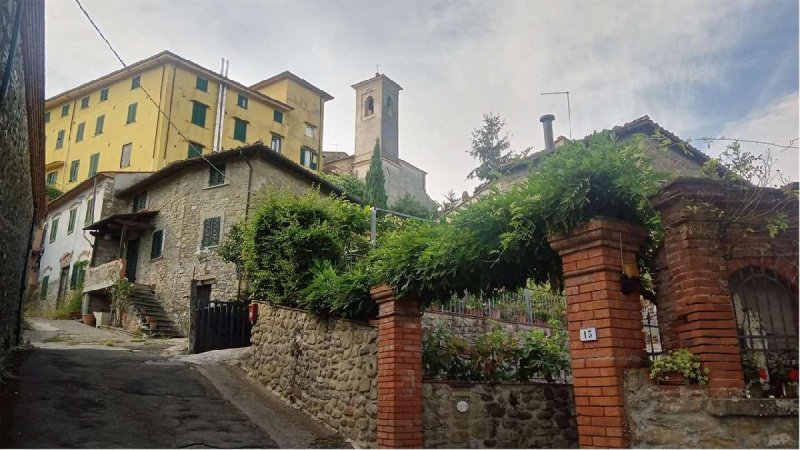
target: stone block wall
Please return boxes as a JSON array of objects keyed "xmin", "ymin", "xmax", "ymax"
[
  {"xmin": 423, "ymin": 311, "xmax": 544, "ymax": 344},
  {"xmin": 247, "ymin": 304, "xmax": 378, "ymax": 447},
  {"xmin": 624, "ymin": 368, "xmax": 799, "ymax": 448},
  {"xmin": 423, "ymin": 381, "xmax": 578, "ymax": 448}
]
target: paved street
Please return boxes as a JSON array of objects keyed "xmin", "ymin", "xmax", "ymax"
[{"xmin": 0, "ymin": 319, "xmax": 346, "ymax": 449}]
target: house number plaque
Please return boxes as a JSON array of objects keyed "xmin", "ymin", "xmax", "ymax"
[{"xmin": 579, "ymin": 327, "xmax": 597, "ymax": 342}]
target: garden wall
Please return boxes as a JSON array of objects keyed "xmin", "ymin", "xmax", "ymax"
[
  {"xmin": 422, "ymin": 311, "xmax": 545, "ymax": 343},
  {"xmin": 247, "ymin": 304, "xmax": 378, "ymax": 447},
  {"xmin": 423, "ymin": 381, "xmax": 578, "ymax": 448},
  {"xmin": 624, "ymin": 369, "xmax": 799, "ymax": 448}
]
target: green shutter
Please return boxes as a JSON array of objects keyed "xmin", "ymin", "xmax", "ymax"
[
  {"xmin": 233, "ymin": 118, "xmax": 247, "ymax": 142},
  {"xmin": 85, "ymin": 198, "xmax": 94, "ymax": 225},
  {"xmin": 191, "ymin": 102, "xmax": 207, "ymax": 127},
  {"xmin": 69, "ymin": 160, "xmax": 80, "ymax": 182},
  {"xmin": 196, "ymin": 77, "xmax": 208, "ymax": 92},
  {"xmin": 40, "ymin": 276, "xmax": 49, "ymax": 300},
  {"xmin": 151, "ymin": 230, "xmax": 164, "ymax": 259},
  {"xmin": 44, "ymin": 111, "xmax": 50, "ymax": 123},
  {"xmin": 209, "ymin": 164, "xmax": 226, "ymax": 186},
  {"xmin": 202, "ymin": 217, "xmax": 221, "ymax": 248},
  {"xmin": 70, "ymin": 265, "xmax": 78, "ymax": 289},
  {"xmin": 49, "ymin": 218, "xmax": 58, "ymax": 243},
  {"xmin": 81, "ymin": 96, "xmax": 90, "ymax": 109},
  {"xmin": 131, "ymin": 75, "xmax": 140, "ymax": 89},
  {"xmin": 100, "ymin": 88, "xmax": 109, "ymax": 101},
  {"xmin": 237, "ymin": 95, "xmax": 248, "ymax": 109},
  {"xmin": 95, "ymin": 115, "xmax": 105, "ymax": 134},
  {"xmin": 273, "ymin": 110, "xmax": 283, "ymax": 123},
  {"xmin": 46, "ymin": 172, "xmax": 57, "ymax": 185},
  {"xmin": 75, "ymin": 122, "xmax": 85, "ymax": 142},
  {"xmin": 67, "ymin": 209, "xmax": 77, "ymax": 234},
  {"xmin": 56, "ymin": 130, "xmax": 65, "ymax": 149},
  {"xmin": 61, "ymin": 104, "xmax": 69, "ymax": 117},
  {"xmin": 127, "ymin": 103, "xmax": 137, "ymax": 124},
  {"xmin": 188, "ymin": 142, "xmax": 203, "ymax": 158},
  {"xmin": 89, "ymin": 153, "xmax": 99, "ymax": 176}
]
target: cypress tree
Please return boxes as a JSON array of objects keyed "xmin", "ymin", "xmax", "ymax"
[{"xmin": 364, "ymin": 138, "xmax": 388, "ymax": 208}]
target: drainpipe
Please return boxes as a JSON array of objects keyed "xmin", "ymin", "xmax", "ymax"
[
  {"xmin": 236, "ymin": 148, "xmax": 253, "ymax": 300},
  {"xmin": 212, "ymin": 58, "xmax": 225, "ymax": 152}
]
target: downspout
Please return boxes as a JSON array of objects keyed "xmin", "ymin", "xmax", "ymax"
[
  {"xmin": 212, "ymin": 58, "xmax": 225, "ymax": 152},
  {"xmin": 236, "ymin": 148, "xmax": 253, "ymax": 300},
  {"xmin": 217, "ymin": 60, "xmax": 229, "ymax": 152},
  {"xmin": 162, "ymin": 65, "xmax": 177, "ymax": 162},
  {"xmin": 318, "ymin": 95, "xmax": 324, "ymax": 172}
]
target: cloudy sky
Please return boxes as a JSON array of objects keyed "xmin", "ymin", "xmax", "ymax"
[{"xmin": 46, "ymin": 0, "xmax": 799, "ymax": 201}]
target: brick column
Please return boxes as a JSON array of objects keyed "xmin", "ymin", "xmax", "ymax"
[
  {"xmin": 370, "ymin": 284, "xmax": 424, "ymax": 449},
  {"xmin": 549, "ymin": 218, "xmax": 649, "ymax": 449}
]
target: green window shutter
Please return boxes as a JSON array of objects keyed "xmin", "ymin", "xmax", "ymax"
[
  {"xmin": 80, "ymin": 96, "xmax": 90, "ymax": 109},
  {"xmin": 188, "ymin": 142, "xmax": 203, "ymax": 159},
  {"xmin": 201, "ymin": 217, "xmax": 221, "ymax": 248},
  {"xmin": 95, "ymin": 115, "xmax": 105, "ymax": 135},
  {"xmin": 84, "ymin": 198, "xmax": 94, "ymax": 225},
  {"xmin": 237, "ymin": 95, "xmax": 248, "ymax": 109},
  {"xmin": 126, "ymin": 103, "xmax": 137, "ymax": 124},
  {"xmin": 151, "ymin": 230, "xmax": 164, "ymax": 259},
  {"xmin": 191, "ymin": 102, "xmax": 208, "ymax": 127},
  {"xmin": 100, "ymin": 88, "xmax": 109, "ymax": 101},
  {"xmin": 273, "ymin": 110, "xmax": 283, "ymax": 123},
  {"xmin": 49, "ymin": 218, "xmax": 58, "ymax": 243},
  {"xmin": 233, "ymin": 118, "xmax": 247, "ymax": 142},
  {"xmin": 132, "ymin": 192, "xmax": 147, "ymax": 212},
  {"xmin": 209, "ymin": 164, "xmax": 226, "ymax": 186},
  {"xmin": 67, "ymin": 208, "xmax": 77, "ymax": 234},
  {"xmin": 131, "ymin": 75, "xmax": 140, "ymax": 89},
  {"xmin": 61, "ymin": 104, "xmax": 69, "ymax": 117},
  {"xmin": 88, "ymin": 153, "xmax": 99, "ymax": 176},
  {"xmin": 56, "ymin": 130, "xmax": 65, "ymax": 149},
  {"xmin": 44, "ymin": 111, "xmax": 50, "ymax": 123},
  {"xmin": 75, "ymin": 122, "xmax": 85, "ymax": 142},
  {"xmin": 40, "ymin": 276, "xmax": 49, "ymax": 300},
  {"xmin": 46, "ymin": 172, "xmax": 57, "ymax": 185},
  {"xmin": 196, "ymin": 77, "xmax": 208, "ymax": 92},
  {"xmin": 69, "ymin": 160, "xmax": 80, "ymax": 182},
  {"xmin": 70, "ymin": 265, "xmax": 78, "ymax": 290}
]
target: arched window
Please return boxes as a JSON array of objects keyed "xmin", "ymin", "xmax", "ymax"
[
  {"xmin": 730, "ymin": 267, "xmax": 798, "ymax": 382},
  {"xmin": 364, "ymin": 96, "xmax": 374, "ymax": 117}
]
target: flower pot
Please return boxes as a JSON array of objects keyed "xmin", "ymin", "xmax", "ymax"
[
  {"xmin": 657, "ymin": 372, "xmax": 686, "ymax": 385},
  {"xmin": 147, "ymin": 316, "xmax": 158, "ymax": 331},
  {"xmin": 70, "ymin": 311, "xmax": 82, "ymax": 320},
  {"xmin": 82, "ymin": 313, "xmax": 96, "ymax": 327}
]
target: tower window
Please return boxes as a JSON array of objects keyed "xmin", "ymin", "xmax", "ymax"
[
  {"xmin": 364, "ymin": 96, "xmax": 374, "ymax": 117},
  {"xmin": 386, "ymin": 96, "xmax": 393, "ymax": 117}
]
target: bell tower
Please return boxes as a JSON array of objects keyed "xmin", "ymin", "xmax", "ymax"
[{"xmin": 352, "ymin": 73, "xmax": 402, "ymax": 160}]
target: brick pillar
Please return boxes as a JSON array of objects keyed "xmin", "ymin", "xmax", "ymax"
[
  {"xmin": 370, "ymin": 284, "xmax": 424, "ymax": 449},
  {"xmin": 653, "ymin": 190, "xmax": 745, "ymax": 395},
  {"xmin": 549, "ymin": 218, "xmax": 649, "ymax": 449}
]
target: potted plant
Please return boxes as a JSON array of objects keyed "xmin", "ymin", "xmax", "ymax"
[
  {"xmin": 649, "ymin": 349, "xmax": 710, "ymax": 386},
  {"xmin": 741, "ymin": 351, "xmax": 766, "ymax": 398}
]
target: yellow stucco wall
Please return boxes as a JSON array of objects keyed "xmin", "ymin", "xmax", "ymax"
[{"xmin": 44, "ymin": 55, "xmax": 326, "ymax": 194}]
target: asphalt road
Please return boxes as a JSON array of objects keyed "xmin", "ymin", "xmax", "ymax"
[{"xmin": 0, "ymin": 346, "xmax": 276, "ymax": 448}]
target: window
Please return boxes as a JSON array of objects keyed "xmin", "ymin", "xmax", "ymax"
[
  {"xmin": 44, "ymin": 111, "xmax": 50, "ymax": 123},
  {"xmin": 61, "ymin": 104, "xmax": 70, "ymax": 117},
  {"xmin": 100, "ymin": 88, "xmax": 109, "ymax": 101},
  {"xmin": 55, "ymin": 130, "xmax": 65, "ymax": 149},
  {"xmin": 95, "ymin": 115, "xmax": 105, "ymax": 135},
  {"xmin": 300, "ymin": 147, "xmax": 318, "ymax": 170},
  {"xmin": 49, "ymin": 217, "xmax": 59, "ymax": 243},
  {"xmin": 120, "ymin": 143, "xmax": 132, "ymax": 168},
  {"xmin": 209, "ymin": 164, "xmax": 226, "ymax": 187},
  {"xmin": 364, "ymin": 95, "xmax": 374, "ymax": 117},
  {"xmin": 132, "ymin": 192, "xmax": 147, "ymax": 212},
  {"xmin": 75, "ymin": 122, "xmax": 85, "ymax": 142},
  {"xmin": 196, "ymin": 76, "xmax": 208, "ymax": 92},
  {"xmin": 270, "ymin": 134, "xmax": 282, "ymax": 154},
  {"xmin": 80, "ymin": 96, "xmax": 90, "ymax": 109},
  {"xmin": 201, "ymin": 217, "xmax": 221, "ymax": 248},
  {"xmin": 191, "ymin": 101, "xmax": 208, "ymax": 127},
  {"xmin": 386, "ymin": 96, "xmax": 393, "ymax": 117},
  {"xmin": 305, "ymin": 123, "xmax": 316, "ymax": 138},
  {"xmin": 70, "ymin": 262, "xmax": 87, "ymax": 290},
  {"xmin": 273, "ymin": 110, "xmax": 283, "ymax": 123},
  {"xmin": 46, "ymin": 171, "xmax": 57, "ymax": 185},
  {"xmin": 188, "ymin": 142, "xmax": 203, "ymax": 159},
  {"xmin": 151, "ymin": 230, "xmax": 164, "ymax": 259},
  {"xmin": 131, "ymin": 75, "xmax": 140, "ymax": 89},
  {"xmin": 69, "ymin": 160, "xmax": 80, "ymax": 182},
  {"xmin": 84, "ymin": 197, "xmax": 95, "ymax": 225},
  {"xmin": 40, "ymin": 276, "xmax": 49, "ymax": 301},
  {"xmin": 126, "ymin": 103, "xmax": 137, "ymax": 124},
  {"xmin": 237, "ymin": 94, "xmax": 248, "ymax": 109},
  {"xmin": 88, "ymin": 153, "xmax": 99, "ymax": 177},
  {"xmin": 67, "ymin": 208, "xmax": 77, "ymax": 235},
  {"xmin": 233, "ymin": 118, "xmax": 248, "ymax": 142}
]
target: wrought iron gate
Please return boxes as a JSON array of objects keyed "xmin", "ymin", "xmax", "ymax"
[{"xmin": 189, "ymin": 282, "xmax": 251, "ymax": 354}]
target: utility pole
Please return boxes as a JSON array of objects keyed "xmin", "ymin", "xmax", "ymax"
[{"xmin": 541, "ymin": 91, "xmax": 572, "ymax": 139}]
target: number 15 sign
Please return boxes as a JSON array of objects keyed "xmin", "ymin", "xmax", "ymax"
[{"xmin": 579, "ymin": 327, "xmax": 597, "ymax": 342}]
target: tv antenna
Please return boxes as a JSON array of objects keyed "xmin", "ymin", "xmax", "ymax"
[{"xmin": 541, "ymin": 91, "xmax": 572, "ymax": 139}]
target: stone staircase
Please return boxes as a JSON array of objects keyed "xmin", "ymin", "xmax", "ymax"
[{"xmin": 130, "ymin": 285, "xmax": 182, "ymax": 337}]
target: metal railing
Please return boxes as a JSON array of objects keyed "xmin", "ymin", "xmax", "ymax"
[
  {"xmin": 428, "ymin": 288, "xmax": 566, "ymax": 326},
  {"xmin": 641, "ymin": 298, "xmax": 663, "ymax": 360}
]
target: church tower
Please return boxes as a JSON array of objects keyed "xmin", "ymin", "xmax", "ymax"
[{"xmin": 351, "ymin": 73, "xmax": 402, "ymax": 160}]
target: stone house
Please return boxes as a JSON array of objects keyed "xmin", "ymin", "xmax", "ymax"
[
  {"xmin": 1, "ymin": 0, "xmax": 45, "ymax": 357},
  {"xmin": 82, "ymin": 144, "xmax": 353, "ymax": 334},
  {"xmin": 33, "ymin": 172, "xmax": 150, "ymax": 311}
]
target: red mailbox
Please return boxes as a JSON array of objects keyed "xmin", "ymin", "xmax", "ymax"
[{"xmin": 248, "ymin": 303, "xmax": 259, "ymax": 324}]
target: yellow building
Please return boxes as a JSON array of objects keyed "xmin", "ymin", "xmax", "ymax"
[{"xmin": 44, "ymin": 51, "xmax": 333, "ymax": 193}]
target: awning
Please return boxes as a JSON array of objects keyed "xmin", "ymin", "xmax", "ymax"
[{"xmin": 84, "ymin": 210, "xmax": 159, "ymax": 234}]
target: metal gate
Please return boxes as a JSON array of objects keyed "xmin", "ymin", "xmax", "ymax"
[{"xmin": 189, "ymin": 283, "xmax": 251, "ymax": 354}]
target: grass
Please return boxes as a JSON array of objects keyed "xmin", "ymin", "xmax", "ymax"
[
  {"xmin": 42, "ymin": 334, "xmax": 72, "ymax": 343},
  {"xmin": 101, "ymin": 339, "xmax": 116, "ymax": 347}
]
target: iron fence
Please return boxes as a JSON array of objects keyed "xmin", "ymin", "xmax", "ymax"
[
  {"xmin": 428, "ymin": 288, "xmax": 566, "ymax": 326},
  {"xmin": 641, "ymin": 298, "xmax": 663, "ymax": 360}
]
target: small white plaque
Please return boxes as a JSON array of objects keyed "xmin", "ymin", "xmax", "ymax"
[
  {"xmin": 579, "ymin": 327, "xmax": 597, "ymax": 342},
  {"xmin": 456, "ymin": 401, "xmax": 469, "ymax": 413}
]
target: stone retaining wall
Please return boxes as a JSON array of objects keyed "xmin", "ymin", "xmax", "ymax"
[
  {"xmin": 247, "ymin": 304, "xmax": 378, "ymax": 447},
  {"xmin": 423, "ymin": 311, "xmax": 545, "ymax": 344},
  {"xmin": 624, "ymin": 368, "xmax": 799, "ymax": 448},
  {"xmin": 423, "ymin": 381, "xmax": 578, "ymax": 448}
]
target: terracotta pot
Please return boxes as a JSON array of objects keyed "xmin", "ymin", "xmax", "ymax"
[
  {"xmin": 70, "ymin": 311, "xmax": 82, "ymax": 320},
  {"xmin": 147, "ymin": 316, "xmax": 158, "ymax": 331},
  {"xmin": 657, "ymin": 372, "xmax": 686, "ymax": 385},
  {"xmin": 82, "ymin": 313, "xmax": 96, "ymax": 327}
]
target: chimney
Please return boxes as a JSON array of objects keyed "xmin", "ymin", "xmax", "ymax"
[{"xmin": 540, "ymin": 114, "xmax": 555, "ymax": 150}]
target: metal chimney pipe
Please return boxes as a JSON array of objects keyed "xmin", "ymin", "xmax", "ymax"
[{"xmin": 540, "ymin": 114, "xmax": 555, "ymax": 150}]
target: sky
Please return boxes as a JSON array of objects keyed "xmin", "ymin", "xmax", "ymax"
[{"xmin": 45, "ymin": 0, "xmax": 799, "ymax": 202}]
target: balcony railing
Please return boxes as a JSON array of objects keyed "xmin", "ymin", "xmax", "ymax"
[{"xmin": 83, "ymin": 259, "xmax": 124, "ymax": 293}]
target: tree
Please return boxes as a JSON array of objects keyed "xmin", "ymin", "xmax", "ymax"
[
  {"xmin": 364, "ymin": 138, "xmax": 388, "ymax": 208},
  {"xmin": 438, "ymin": 190, "xmax": 461, "ymax": 212},
  {"xmin": 391, "ymin": 193, "xmax": 432, "ymax": 219},
  {"xmin": 467, "ymin": 112, "xmax": 512, "ymax": 181},
  {"xmin": 321, "ymin": 172, "xmax": 367, "ymax": 200}
]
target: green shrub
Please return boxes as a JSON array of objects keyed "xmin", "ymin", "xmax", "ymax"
[
  {"xmin": 300, "ymin": 260, "xmax": 376, "ymax": 320},
  {"xmin": 649, "ymin": 349, "xmax": 710, "ymax": 385},
  {"xmin": 321, "ymin": 173, "xmax": 367, "ymax": 200}
]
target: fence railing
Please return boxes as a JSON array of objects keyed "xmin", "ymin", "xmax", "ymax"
[
  {"xmin": 641, "ymin": 298, "xmax": 663, "ymax": 360},
  {"xmin": 428, "ymin": 288, "xmax": 566, "ymax": 326}
]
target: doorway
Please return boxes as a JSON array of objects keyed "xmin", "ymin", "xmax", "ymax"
[{"xmin": 125, "ymin": 238, "xmax": 140, "ymax": 282}]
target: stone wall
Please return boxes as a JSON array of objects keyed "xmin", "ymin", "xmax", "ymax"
[
  {"xmin": 0, "ymin": 0, "xmax": 34, "ymax": 357},
  {"xmin": 624, "ymin": 369, "xmax": 798, "ymax": 448},
  {"xmin": 423, "ymin": 310, "xmax": 544, "ymax": 344},
  {"xmin": 247, "ymin": 304, "xmax": 378, "ymax": 448},
  {"xmin": 423, "ymin": 381, "xmax": 578, "ymax": 448}
]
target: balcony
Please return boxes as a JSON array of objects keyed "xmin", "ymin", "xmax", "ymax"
[{"xmin": 83, "ymin": 259, "xmax": 124, "ymax": 293}]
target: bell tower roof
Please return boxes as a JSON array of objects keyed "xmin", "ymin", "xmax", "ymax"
[{"xmin": 351, "ymin": 73, "xmax": 403, "ymax": 91}]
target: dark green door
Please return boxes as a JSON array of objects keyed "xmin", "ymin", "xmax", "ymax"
[{"xmin": 125, "ymin": 238, "xmax": 140, "ymax": 282}]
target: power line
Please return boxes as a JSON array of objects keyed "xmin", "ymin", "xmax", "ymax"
[{"xmin": 692, "ymin": 137, "xmax": 799, "ymax": 150}]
